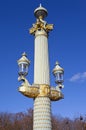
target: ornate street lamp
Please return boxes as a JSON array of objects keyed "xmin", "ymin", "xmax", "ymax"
[
  {"xmin": 17, "ymin": 4, "xmax": 64, "ymax": 130},
  {"xmin": 53, "ymin": 61, "xmax": 64, "ymax": 91}
]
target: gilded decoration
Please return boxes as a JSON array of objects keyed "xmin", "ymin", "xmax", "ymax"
[
  {"xmin": 50, "ymin": 89, "xmax": 64, "ymax": 101},
  {"xmin": 29, "ymin": 17, "xmax": 53, "ymax": 35},
  {"xmin": 18, "ymin": 76, "xmax": 63, "ymax": 100},
  {"xmin": 38, "ymin": 84, "xmax": 50, "ymax": 97}
]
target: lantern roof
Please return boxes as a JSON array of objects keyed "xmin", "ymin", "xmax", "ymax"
[
  {"xmin": 17, "ymin": 52, "xmax": 30, "ymax": 65},
  {"xmin": 53, "ymin": 61, "xmax": 64, "ymax": 74}
]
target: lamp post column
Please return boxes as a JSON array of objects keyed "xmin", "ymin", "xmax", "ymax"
[{"xmin": 29, "ymin": 4, "xmax": 53, "ymax": 130}]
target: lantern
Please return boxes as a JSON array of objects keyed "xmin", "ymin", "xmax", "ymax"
[
  {"xmin": 53, "ymin": 61, "xmax": 64, "ymax": 84},
  {"xmin": 17, "ymin": 52, "xmax": 30, "ymax": 76}
]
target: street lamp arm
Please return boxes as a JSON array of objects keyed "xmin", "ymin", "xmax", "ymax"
[
  {"xmin": 56, "ymin": 84, "xmax": 64, "ymax": 91},
  {"xmin": 50, "ymin": 87, "xmax": 64, "ymax": 101},
  {"xmin": 18, "ymin": 76, "xmax": 31, "ymax": 87},
  {"xmin": 18, "ymin": 76, "xmax": 64, "ymax": 100},
  {"xmin": 18, "ymin": 76, "xmax": 39, "ymax": 98}
]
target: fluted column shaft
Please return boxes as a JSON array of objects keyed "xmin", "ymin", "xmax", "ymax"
[
  {"xmin": 34, "ymin": 30, "xmax": 50, "ymax": 85},
  {"xmin": 33, "ymin": 29, "xmax": 52, "ymax": 130}
]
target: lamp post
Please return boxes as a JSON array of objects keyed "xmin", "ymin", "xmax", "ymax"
[{"xmin": 17, "ymin": 4, "xmax": 64, "ymax": 130}]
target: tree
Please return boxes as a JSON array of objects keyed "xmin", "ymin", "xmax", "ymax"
[{"xmin": 0, "ymin": 109, "xmax": 86, "ymax": 130}]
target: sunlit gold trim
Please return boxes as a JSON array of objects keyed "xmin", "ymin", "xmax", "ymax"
[
  {"xmin": 29, "ymin": 16, "xmax": 53, "ymax": 35},
  {"xmin": 50, "ymin": 89, "xmax": 64, "ymax": 101},
  {"xmin": 18, "ymin": 76, "xmax": 63, "ymax": 100},
  {"xmin": 35, "ymin": 31, "xmax": 48, "ymax": 38},
  {"xmin": 38, "ymin": 84, "xmax": 50, "ymax": 97},
  {"xmin": 18, "ymin": 86, "xmax": 39, "ymax": 98}
]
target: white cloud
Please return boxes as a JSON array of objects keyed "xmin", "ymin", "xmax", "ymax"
[
  {"xmin": 69, "ymin": 72, "xmax": 86, "ymax": 82},
  {"xmin": 69, "ymin": 73, "xmax": 81, "ymax": 82},
  {"xmin": 82, "ymin": 72, "xmax": 86, "ymax": 78}
]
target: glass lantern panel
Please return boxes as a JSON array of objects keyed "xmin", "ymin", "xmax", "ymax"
[
  {"xmin": 55, "ymin": 72, "xmax": 63, "ymax": 83},
  {"xmin": 18, "ymin": 63, "xmax": 28, "ymax": 76}
]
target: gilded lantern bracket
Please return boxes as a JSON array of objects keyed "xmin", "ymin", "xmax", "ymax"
[
  {"xmin": 18, "ymin": 77, "xmax": 64, "ymax": 101},
  {"xmin": 18, "ymin": 80, "xmax": 50, "ymax": 98},
  {"xmin": 18, "ymin": 75, "xmax": 31, "ymax": 87},
  {"xmin": 18, "ymin": 76, "xmax": 39, "ymax": 98},
  {"xmin": 50, "ymin": 88, "xmax": 64, "ymax": 101}
]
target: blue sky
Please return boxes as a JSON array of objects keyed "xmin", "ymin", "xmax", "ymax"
[{"xmin": 0, "ymin": 0, "xmax": 86, "ymax": 119}]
